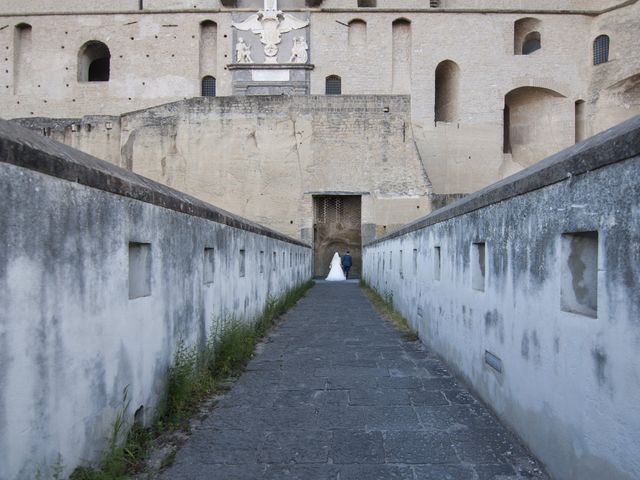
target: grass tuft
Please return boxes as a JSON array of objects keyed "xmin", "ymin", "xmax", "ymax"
[
  {"xmin": 360, "ymin": 279, "xmax": 419, "ymax": 341},
  {"xmin": 69, "ymin": 279, "xmax": 314, "ymax": 480}
]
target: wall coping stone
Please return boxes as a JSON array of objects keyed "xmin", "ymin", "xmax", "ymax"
[
  {"xmin": 0, "ymin": 119, "xmax": 310, "ymax": 248},
  {"xmin": 365, "ymin": 114, "xmax": 640, "ymax": 247}
]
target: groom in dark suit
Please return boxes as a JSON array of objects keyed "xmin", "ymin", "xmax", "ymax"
[{"xmin": 341, "ymin": 250, "xmax": 353, "ymax": 279}]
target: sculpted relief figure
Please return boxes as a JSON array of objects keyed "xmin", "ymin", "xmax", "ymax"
[
  {"xmin": 289, "ymin": 36, "xmax": 308, "ymax": 63},
  {"xmin": 236, "ymin": 38, "xmax": 253, "ymax": 63},
  {"xmin": 232, "ymin": 0, "xmax": 309, "ymax": 64}
]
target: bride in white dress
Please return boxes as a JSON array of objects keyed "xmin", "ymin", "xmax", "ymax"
[{"xmin": 325, "ymin": 252, "xmax": 346, "ymax": 281}]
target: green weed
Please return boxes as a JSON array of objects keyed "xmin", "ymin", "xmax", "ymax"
[
  {"xmin": 69, "ymin": 280, "xmax": 313, "ymax": 479},
  {"xmin": 360, "ymin": 279, "xmax": 419, "ymax": 341}
]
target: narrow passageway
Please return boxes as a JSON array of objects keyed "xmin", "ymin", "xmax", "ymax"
[{"xmin": 161, "ymin": 282, "xmax": 548, "ymax": 480}]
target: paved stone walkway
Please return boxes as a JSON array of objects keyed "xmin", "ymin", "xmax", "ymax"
[{"xmin": 161, "ymin": 282, "xmax": 548, "ymax": 480}]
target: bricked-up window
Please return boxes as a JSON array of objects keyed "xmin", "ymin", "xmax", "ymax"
[
  {"xmin": 593, "ymin": 35, "xmax": 609, "ymax": 65},
  {"xmin": 204, "ymin": 248, "xmax": 215, "ymax": 284},
  {"xmin": 358, "ymin": 0, "xmax": 376, "ymax": 6},
  {"xmin": 435, "ymin": 60, "xmax": 460, "ymax": 122},
  {"xmin": 13, "ymin": 24, "xmax": 32, "ymax": 95},
  {"xmin": 348, "ymin": 19, "xmax": 367, "ymax": 47},
  {"xmin": 325, "ymin": 75, "xmax": 341, "ymax": 95},
  {"xmin": 472, "ymin": 242, "xmax": 486, "ymax": 292},
  {"xmin": 561, "ymin": 231, "xmax": 598, "ymax": 317},
  {"xmin": 202, "ymin": 76, "xmax": 216, "ymax": 96},
  {"xmin": 239, "ymin": 249, "xmax": 246, "ymax": 277},
  {"xmin": 129, "ymin": 242, "xmax": 151, "ymax": 299},
  {"xmin": 78, "ymin": 41, "xmax": 111, "ymax": 82}
]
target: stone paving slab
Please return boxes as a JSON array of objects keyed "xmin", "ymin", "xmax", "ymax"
[{"xmin": 160, "ymin": 282, "xmax": 549, "ymax": 480}]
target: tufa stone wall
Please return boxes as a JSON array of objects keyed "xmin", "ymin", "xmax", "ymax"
[{"xmin": 15, "ymin": 95, "xmax": 433, "ymax": 245}]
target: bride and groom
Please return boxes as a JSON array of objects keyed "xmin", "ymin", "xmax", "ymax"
[{"xmin": 326, "ymin": 251, "xmax": 353, "ymax": 281}]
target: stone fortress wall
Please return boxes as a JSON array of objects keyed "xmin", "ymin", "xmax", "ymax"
[
  {"xmin": 0, "ymin": 0, "xmax": 639, "ymax": 238},
  {"xmin": 0, "ymin": 118, "xmax": 313, "ymax": 480},
  {"xmin": 363, "ymin": 116, "xmax": 640, "ymax": 480}
]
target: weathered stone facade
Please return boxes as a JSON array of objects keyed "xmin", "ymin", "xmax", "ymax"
[{"xmin": 1, "ymin": 0, "xmax": 639, "ymax": 259}]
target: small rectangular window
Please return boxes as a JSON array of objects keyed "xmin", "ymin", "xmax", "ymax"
[
  {"xmin": 413, "ymin": 249, "xmax": 418, "ymax": 275},
  {"xmin": 485, "ymin": 350, "xmax": 503, "ymax": 373},
  {"xmin": 273, "ymin": 251, "xmax": 277, "ymax": 271},
  {"xmin": 129, "ymin": 242, "xmax": 151, "ymax": 299},
  {"xmin": 204, "ymin": 247, "xmax": 215, "ymax": 284},
  {"xmin": 239, "ymin": 249, "xmax": 246, "ymax": 277},
  {"xmin": 434, "ymin": 246, "xmax": 441, "ymax": 281},
  {"xmin": 472, "ymin": 242, "xmax": 486, "ymax": 292},
  {"xmin": 561, "ymin": 231, "xmax": 598, "ymax": 317}
]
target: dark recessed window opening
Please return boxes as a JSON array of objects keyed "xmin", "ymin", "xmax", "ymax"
[
  {"xmin": 522, "ymin": 31, "xmax": 541, "ymax": 54},
  {"xmin": 201, "ymin": 76, "xmax": 216, "ymax": 96},
  {"xmin": 78, "ymin": 41, "xmax": 111, "ymax": 82},
  {"xmin": 593, "ymin": 35, "xmax": 610, "ymax": 65},
  {"xmin": 358, "ymin": 0, "xmax": 376, "ymax": 6},
  {"xmin": 325, "ymin": 75, "xmax": 342, "ymax": 95}
]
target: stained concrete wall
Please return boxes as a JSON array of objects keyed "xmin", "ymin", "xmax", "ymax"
[
  {"xmin": 0, "ymin": 119, "xmax": 312, "ymax": 480},
  {"xmin": 362, "ymin": 115, "xmax": 640, "ymax": 480}
]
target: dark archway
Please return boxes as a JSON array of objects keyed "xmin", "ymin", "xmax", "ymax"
[{"xmin": 78, "ymin": 41, "xmax": 111, "ymax": 82}]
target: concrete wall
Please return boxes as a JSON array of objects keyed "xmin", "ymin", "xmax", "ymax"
[
  {"xmin": 362, "ymin": 115, "xmax": 640, "ymax": 480},
  {"xmin": 0, "ymin": 119, "xmax": 312, "ymax": 480}
]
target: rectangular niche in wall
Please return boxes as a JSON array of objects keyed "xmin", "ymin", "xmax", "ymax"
[
  {"xmin": 561, "ymin": 231, "xmax": 598, "ymax": 318},
  {"xmin": 239, "ymin": 249, "xmax": 246, "ymax": 278},
  {"xmin": 472, "ymin": 242, "xmax": 486, "ymax": 292},
  {"xmin": 129, "ymin": 242, "xmax": 151, "ymax": 299},
  {"xmin": 434, "ymin": 246, "xmax": 441, "ymax": 281},
  {"xmin": 204, "ymin": 247, "xmax": 215, "ymax": 284}
]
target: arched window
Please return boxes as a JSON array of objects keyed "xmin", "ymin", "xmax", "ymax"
[
  {"xmin": 435, "ymin": 60, "xmax": 460, "ymax": 123},
  {"xmin": 78, "ymin": 41, "xmax": 111, "ymax": 82},
  {"xmin": 348, "ymin": 19, "xmax": 367, "ymax": 47},
  {"xmin": 522, "ymin": 32, "xmax": 541, "ymax": 55},
  {"xmin": 201, "ymin": 76, "xmax": 216, "ymax": 96},
  {"xmin": 326, "ymin": 75, "xmax": 341, "ymax": 95},
  {"xmin": 575, "ymin": 100, "xmax": 586, "ymax": 143},
  {"xmin": 13, "ymin": 23, "xmax": 32, "ymax": 95},
  {"xmin": 593, "ymin": 35, "xmax": 609, "ymax": 65},
  {"xmin": 514, "ymin": 18, "xmax": 541, "ymax": 55},
  {"xmin": 358, "ymin": 0, "xmax": 376, "ymax": 7}
]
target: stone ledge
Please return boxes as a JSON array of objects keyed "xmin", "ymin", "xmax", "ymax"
[
  {"xmin": 365, "ymin": 114, "xmax": 640, "ymax": 247},
  {"xmin": 227, "ymin": 63, "xmax": 315, "ymax": 70},
  {"xmin": 0, "ymin": 119, "xmax": 311, "ymax": 248}
]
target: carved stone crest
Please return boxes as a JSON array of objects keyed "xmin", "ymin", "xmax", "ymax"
[{"xmin": 232, "ymin": 0, "xmax": 309, "ymax": 64}]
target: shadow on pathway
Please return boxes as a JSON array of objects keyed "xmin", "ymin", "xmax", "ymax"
[{"xmin": 160, "ymin": 282, "xmax": 548, "ymax": 480}]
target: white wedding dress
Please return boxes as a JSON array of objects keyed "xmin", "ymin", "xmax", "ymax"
[{"xmin": 325, "ymin": 252, "xmax": 346, "ymax": 281}]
